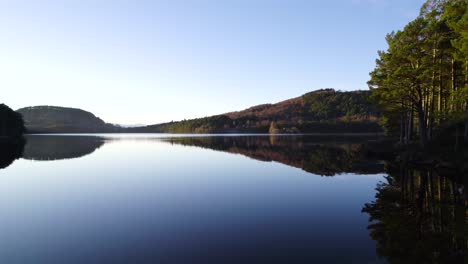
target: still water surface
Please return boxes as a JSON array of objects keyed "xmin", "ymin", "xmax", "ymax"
[{"xmin": 0, "ymin": 134, "xmax": 464, "ymax": 263}]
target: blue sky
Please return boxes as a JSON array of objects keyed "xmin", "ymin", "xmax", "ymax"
[{"xmin": 0, "ymin": 0, "xmax": 425, "ymax": 124}]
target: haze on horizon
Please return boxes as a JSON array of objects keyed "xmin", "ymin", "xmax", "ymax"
[{"xmin": 1, "ymin": 0, "xmax": 424, "ymax": 125}]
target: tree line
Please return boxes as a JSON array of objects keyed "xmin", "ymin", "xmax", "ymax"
[
  {"xmin": 131, "ymin": 89, "xmax": 381, "ymax": 134},
  {"xmin": 369, "ymin": 0, "xmax": 467, "ymax": 147}
]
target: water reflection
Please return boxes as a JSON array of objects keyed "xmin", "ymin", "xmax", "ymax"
[
  {"xmin": 0, "ymin": 134, "xmax": 385, "ymax": 263},
  {"xmin": 0, "ymin": 139, "xmax": 25, "ymax": 169},
  {"xmin": 363, "ymin": 165, "xmax": 467, "ymax": 263},
  {"xmin": 3, "ymin": 135, "xmax": 385, "ymax": 176},
  {"xmin": 0, "ymin": 134, "xmax": 465, "ymax": 263},
  {"xmin": 164, "ymin": 135, "xmax": 384, "ymax": 176},
  {"xmin": 22, "ymin": 135, "xmax": 105, "ymax": 161}
]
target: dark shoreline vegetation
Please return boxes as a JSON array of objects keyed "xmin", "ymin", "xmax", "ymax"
[
  {"xmin": 0, "ymin": 104, "xmax": 25, "ymax": 139},
  {"xmin": 0, "ymin": 104, "xmax": 26, "ymax": 169}
]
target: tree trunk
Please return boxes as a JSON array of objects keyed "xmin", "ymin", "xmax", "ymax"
[
  {"xmin": 464, "ymin": 104, "xmax": 468, "ymax": 143},
  {"xmin": 408, "ymin": 107, "xmax": 413, "ymax": 142},
  {"xmin": 464, "ymin": 118, "xmax": 467, "ymax": 143},
  {"xmin": 429, "ymin": 49, "xmax": 436, "ymax": 140},
  {"xmin": 438, "ymin": 57, "xmax": 443, "ymax": 121},
  {"xmin": 400, "ymin": 109, "xmax": 405, "ymax": 144},
  {"xmin": 417, "ymin": 103, "xmax": 428, "ymax": 147},
  {"xmin": 465, "ymin": 62, "xmax": 467, "ymax": 142},
  {"xmin": 451, "ymin": 58, "xmax": 457, "ymax": 112},
  {"xmin": 429, "ymin": 87, "xmax": 435, "ymax": 140}
]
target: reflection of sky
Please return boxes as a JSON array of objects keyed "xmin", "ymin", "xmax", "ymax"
[{"xmin": 0, "ymin": 136, "xmax": 385, "ymax": 263}]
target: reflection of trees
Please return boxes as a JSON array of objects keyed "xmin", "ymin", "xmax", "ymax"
[
  {"xmin": 23, "ymin": 136, "xmax": 105, "ymax": 161},
  {"xmin": 0, "ymin": 138, "xmax": 25, "ymax": 169},
  {"xmin": 301, "ymin": 144, "xmax": 384, "ymax": 176},
  {"xmin": 362, "ymin": 166, "xmax": 467, "ymax": 263},
  {"xmin": 165, "ymin": 136, "xmax": 384, "ymax": 176}
]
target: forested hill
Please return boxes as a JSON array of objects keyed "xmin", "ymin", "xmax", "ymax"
[
  {"xmin": 130, "ymin": 89, "xmax": 382, "ymax": 134},
  {"xmin": 17, "ymin": 106, "xmax": 119, "ymax": 133}
]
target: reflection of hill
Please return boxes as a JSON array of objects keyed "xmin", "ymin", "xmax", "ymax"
[
  {"xmin": 164, "ymin": 136, "xmax": 384, "ymax": 176},
  {"xmin": 362, "ymin": 166, "xmax": 466, "ymax": 263},
  {"xmin": 23, "ymin": 136, "xmax": 104, "ymax": 161},
  {"xmin": 0, "ymin": 139, "xmax": 25, "ymax": 169}
]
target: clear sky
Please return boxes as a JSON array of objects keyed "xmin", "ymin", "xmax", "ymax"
[{"xmin": 0, "ymin": 0, "xmax": 425, "ymax": 125}]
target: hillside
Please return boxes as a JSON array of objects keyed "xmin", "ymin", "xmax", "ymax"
[
  {"xmin": 131, "ymin": 89, "xmax": 382, "ymax": 133},
  {"xmin": 16, "ymin": 89, "xmax": 382, "ymax": 134},
  {"xmin": 17, "ymin": 106, "xmax": 119, "ymax": 133}
]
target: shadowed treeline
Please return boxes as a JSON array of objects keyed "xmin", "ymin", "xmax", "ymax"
[
  {"xmin": 163, "ymin": 135, "xmax": 385, "ymax": 176},
  {"xmin": 22, "ymin": 136, "xmax": 105, "ymax": 161},
  {"xmin": 362, "ymin": 166, "xmax": 467, "ymax": 263},
  {"xmin": 0, "ymin": 103, "xmax": 26, "ymax": 169},
  {"xmin": 0, "ymin": 104, "xmax": 25, "ymax": 138}
]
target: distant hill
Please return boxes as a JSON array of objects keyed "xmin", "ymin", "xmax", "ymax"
[
  {"xmin": 16, "ymin": 89, "xmax": 382, "ymax": 134},
  {"xmin": 130, "ymin": 89, "xmax": 382, "ymax": 133},
  {"xmin": 17, "ymin": 106, "xmax": 119, "ymax": 133}
]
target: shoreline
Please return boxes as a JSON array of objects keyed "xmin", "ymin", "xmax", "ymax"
[
  {"xmin": 365, "ymin": 139, "xmax": 468, "ymax": 175},
  {"xmin": 23, "ymin": 132, "xmax": 385, "ymax": 136}
]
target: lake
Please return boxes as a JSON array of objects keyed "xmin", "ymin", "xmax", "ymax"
[{"xmin": 0, "ymin": 134, "xmax": 464, "ymax": 263}]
